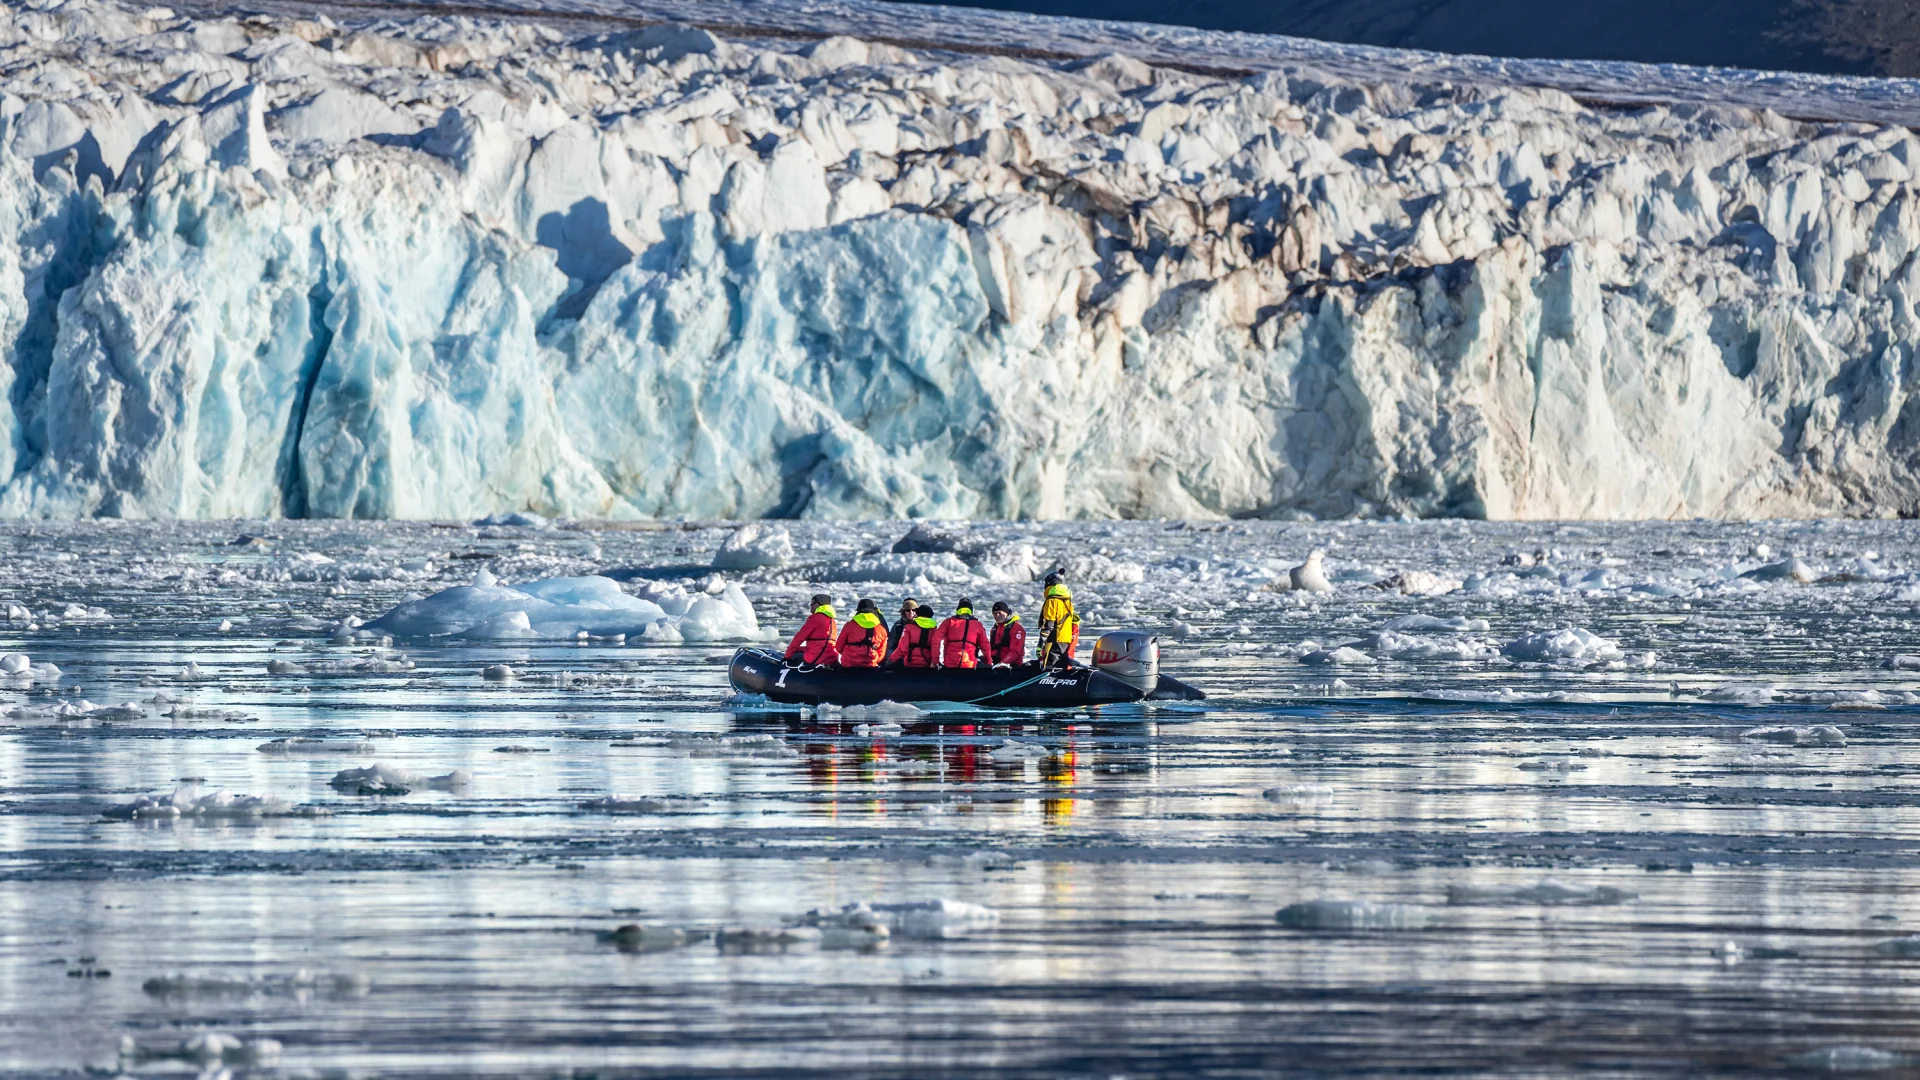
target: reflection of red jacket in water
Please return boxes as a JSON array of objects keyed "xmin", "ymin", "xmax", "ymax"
[
  {"xmin": 935, "ymin": 614, "xmax": 990, "ymax": 668},
  {"xmin": 990, "ymin": 616, "xmax": 1026, "ymax": 666},
  {"xmin": 784, "ymin": 609, "xmax": 836, "ymax": 664},
  {"xmin": 834, "ymin": 613, "xmax": 889, "ymax": 668}
]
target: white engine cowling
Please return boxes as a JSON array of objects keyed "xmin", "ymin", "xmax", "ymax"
[{"xmin": 1093, "ymin": 631, "xmax": 1159, "ymax": 695}]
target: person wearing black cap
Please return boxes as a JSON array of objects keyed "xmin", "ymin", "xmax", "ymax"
[
  {"xmin": 784, "ymin": 593, "xmax": 836, "ymax": 667},
  {"xmin": 935, "ymin": 596, "xmax": 990, "ymax": 669},
  {"xmin": 889, "ymin": 597, "xmax": 919, "ymax": 654},
  {"xmin": 988, "ymin": 600, "xmax": 1026, "ymax": 667},
  {"xmin": 887, "ymin": 603, "xmax": 940, "ymax": 668},
  {"xmin": 833, "ymin": 598, "xmax": 889, "ymax": 668},
  {"xmin": 1036, "ymin": 568, "xmax": 1079, "ymax": 667}
]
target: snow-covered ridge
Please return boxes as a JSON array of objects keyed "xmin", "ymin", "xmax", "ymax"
[{"xmin": 3, "ymin": 1, "xmax": 1920, "ymax": 519}]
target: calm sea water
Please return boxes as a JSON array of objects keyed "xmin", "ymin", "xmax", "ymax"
[{"xmin": 3, "ymin": 518, "xmax": 1918, "ymax": 1076}]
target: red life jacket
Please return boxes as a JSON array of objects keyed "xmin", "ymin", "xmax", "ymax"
[
  {"xmin": 936, "ymin": 613, "xmax": 990, "ymax": 668},
  {"xmin": 889, "ymin": 616, "xmax": 939, "ymax": 668},
  {"xmin": 835, "ymin": 613, "xmax": 888, "ymax": 668},
  {"xmin": 990, "ymin": 615, "xmax": 1026, "ymax": 666},
  {"xmin": 785, "ymin": 608, "xmax": 836, "ymax": 664}
]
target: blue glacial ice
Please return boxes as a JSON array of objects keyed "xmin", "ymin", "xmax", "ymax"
[
  {"xmin": 0, "ymin": 1, "xmax": 1918, "ymax": 519},
  {"xmin": 363, "ymin": 572, "xmax": 763, "ymax": 641}
]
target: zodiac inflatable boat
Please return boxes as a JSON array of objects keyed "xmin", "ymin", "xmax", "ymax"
[{"xmin": 728, "ymin": 631, "xmax": 1205, "ymax": 708}]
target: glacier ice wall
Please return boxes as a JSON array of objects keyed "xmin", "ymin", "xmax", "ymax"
[{"xmin": 2, "ymin": 2, "xmax": 1920, "ymax": 519}]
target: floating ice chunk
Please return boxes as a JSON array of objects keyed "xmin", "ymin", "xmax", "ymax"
[
  {"xmin": 142, "ymin": 970, "xmax": 370, "ymax": 998},
  {"xmin": 482, "ymin": 664, "xmax": 516, "ymax": 682},
  {"xmin": 473, "ymin": 511, "xmax": 550, "ymax": 528},
  {"xmin": 120, "ymin": 1031, "xmax": 282, "ymax": 1066},
  {"xmin": 833, "ymin": 700, "xmax": 924, "ymax": 721},
  {"xmin": 1444, "ymin": 880, "xmax": 1636, "ymax": 905},
  {"xmin": 1781, "ymin": 1046, "xmax": 1909, "ymax": 1071},
  {"xmin": 712, "ymin": 523, "xmax": 794, "ymax": 570},
  {"xmin": 1873, "ymin": 936, "xmax": 1920, "ymax": 957},
  {"xmin": 793, "ymin": 902, "xmax": 892, "ymax": 947},
  {"xmin": 103, "ymin": 780, "xmax": 295, "ymax": 820},
  {"xmin": 1301, "ymin": 646, "xmax": 1374, "ymax": 665},
  {"xmin": 365, "ymin": 576, "xmax": 708, "ymax": 641},
  {"xmin": 661, "ymin": 731, "xmax": 798, "ymax": 758},
  {"xmin": 600, "ymin": 923, "xmax": 697, "ymax": 952},
  {"xmin": 1500, "ymin": 628, "xmax": 1622, "ymax": 663},
  {"xmin": 716, "ymin": 926, "xmax": 824, "ymax": 950},
  {"xmin": 329, "ymin": 764, "xmax": 469, "ymax": 795},
  {"xmin": 176, "ymin": 661, "xmax": 214, "ymax": 681},
  {"xmin": 256, "ymin": 737, "xmax": 376, "ymax": 755},
  {"xmin": 988, "ymin": 739, "xmax": 1051, "ymax": 763},
  {"xmin": 1741, "ymin": 558, "xmax": 1817, "ymax": 584},
  {"xmin": 0, "ymin": 653, "xmax": 28, "ymax": 675},
  {"xmin": 853, "ymin": 722, "xmax": 905, "ymax": 737},
  {"xmin": 1261, "ymin": 783, "xmax": 1334, "ymax": 807},
  {"xmin": 1367, "ymin": 630, "xmax": 1498, "ymax": 660},
  {"xmin": 1055, "ymin": 553, "xmax": 1146, "ymax": 583},
  {"xmin": 1381, "ymin": 615, "xmax": 1490, "ymax": 633},
  {"xmin": 1517, "ymin": 759, "xmax": 1590, "ymax": 772},
  {"xmin": 1373, "ymin": 571, "xmax": 1460, "ymax": 597},
  {"xmin": 868, "ymin": 899, "xmax": 1001, "ymax": 938},
  {"xmin": 1705, "ymin": 682, "xmax": 1778, "ymax": 705},
  {"xmin": 1287, "ymin": 550, "xmax": 1333, "ymax": 593},
  {"xmin": 266, "ymin": 659, "xmax": 301, "ymax": 674},
  {"xmin": 1275, "ymin": 900, "xmax": 1430, "ymax": 930},
  {"xmin": 1741, "ymin": 724, "xmax": 1847, "ymax": 746},
  {"xmin": 1885, "ymin": 655, "xmax": 1920, "ymax": 671},
  {"xmin": 817, "ymin": 552, "xmax": 973, "ymax": 584},
  {"xmin": 577, "ymin": 796, "xmax": 671, "ymax": 813}
]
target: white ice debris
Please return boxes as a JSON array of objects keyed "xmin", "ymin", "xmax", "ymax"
[
  {"xmin": 365, "ymin": 575, "xmax": 760, "ymax": 641},
  {"xmin": 1444, "ymin": 880, "xmax": 1637, "ymax": 905},
  {"xmin": 577, "ymin": 796, "xmax": 672, "ymax": 813},
  {"xmin": 1274, "ymin": 901, "xmax": 1430, "ymax": 930},
  {"xmin": 1500, "ymin": 628, "xmax": 1623, "ymax": 663},
  {"xmin": 102, "ymin": 780, "xmax": 298, "ymax": 820},
  {"xmin": 660, "ymin": 731, "xmax": 798, "ymax": 758},
  {"xmin": 988, "ymin": 739, "xmax": 1053, "ymax": 763},
  {"xmin": 482, "ymin": 664, "xmax": 517, "ymax": 682},
  {"xmin": 256, "ymin": 737, "xmax": 376, "ymax": 755},
  {"xmin": 1741, "ymin": 724, "xmax": 1848, "ymax": 746},
  {"xmin": 329, "ymin": 764, "xmax": 470, "ymax": 794},
  {"xmin": 1301, "ymin": 646, "xmax": 1374, "ymax": 666},
  {"xmin": 712, "ymin": 523, "xmax": 795, "ymax": 570},
  {"xmin": 1782, "ymin": 1047, "xmax": 1910, "ymax": 1071},
  {"xmin": 0, "ymin": 652, "xmax": 58, "ymax": 680},
  {"xmin": 866, "ymin": 899, "xmax": 1002, "ymax": 938},
  {"xmin": 120, "ymin": 1032, "xmax": 282, "ymax": 1067},
  {"xmin": 142, "ymin": 970, "xmax": 370, "ymax": 998}
]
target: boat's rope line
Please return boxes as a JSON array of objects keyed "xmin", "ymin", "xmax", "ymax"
[{"xmin": 958, "ymin": 667, "xmax": 1063, "ymax": 705}]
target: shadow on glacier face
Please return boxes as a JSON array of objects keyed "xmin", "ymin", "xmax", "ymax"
[{"xmin": 537, "ymin": 197, "xmax": 633, "ymax": 320}]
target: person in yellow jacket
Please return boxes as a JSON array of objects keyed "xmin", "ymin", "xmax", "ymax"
[{"xmin": 1036, "ymin": 570, "xmax": 1079, "ymax": 667}]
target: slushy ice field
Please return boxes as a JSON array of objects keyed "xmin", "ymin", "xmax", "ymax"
[{"xmin": 5, "ymin": 517, "xmax": 1920, "ymax": 1076}]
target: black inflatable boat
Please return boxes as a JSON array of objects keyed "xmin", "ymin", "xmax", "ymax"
[{"xmin": 728, "ymin": 632, "xmax": 1205, "ymax": 708}]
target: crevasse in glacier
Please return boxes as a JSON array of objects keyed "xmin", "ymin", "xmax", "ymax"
[{"xmin": 0, "ymin": 1, "xmax": 1917, "ymax": 520}]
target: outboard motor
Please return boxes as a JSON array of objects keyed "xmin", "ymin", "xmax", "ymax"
[{"xmin": 1092, "ymin": 631, "xmax": 1159, "ymax": 696}]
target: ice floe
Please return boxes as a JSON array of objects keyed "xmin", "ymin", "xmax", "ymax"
[
  {"xmin": 1274, "ymin": 900, "xmax": 1430, "ymax": 930},
  {"xmin": 329, "ymin": 764, "xmax": 471, "ymax": 795},
  {"xmin": 365, "ymin": 575, "xmax": 762, "ymax": 642}
]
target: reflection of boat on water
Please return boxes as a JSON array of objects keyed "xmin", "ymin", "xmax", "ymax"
[{"xmin": 728, "ymin": 631, "xmax": 1205, "ymax": 708}]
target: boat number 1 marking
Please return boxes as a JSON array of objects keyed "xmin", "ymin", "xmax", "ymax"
[{"xmin": 776, "ymin": 668, "xmax": 790, "ymax": 687}]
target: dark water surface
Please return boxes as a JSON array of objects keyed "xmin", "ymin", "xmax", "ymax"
[{"xmin": 2, "ymin": 519, "xmax": 1918, "ymax": 1076}]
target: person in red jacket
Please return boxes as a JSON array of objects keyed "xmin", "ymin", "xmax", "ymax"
[
  {"xmin": 887, "ymin": 603, "xmax": 940, "ymax": 668},
  {"xmin": 833, "ymin": 598, "xmax": 889, "ymax": 668},
  {"xmin": 935, "ymin": 597, "xmax": 991, "ymax": 669},
  {"xmin": 784, "ymin": 593, "xmax": 836, "ymax": 666},
  {"xmin": 989, "ymin": 601, "xmax": 1026, "ymax": 667}
]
